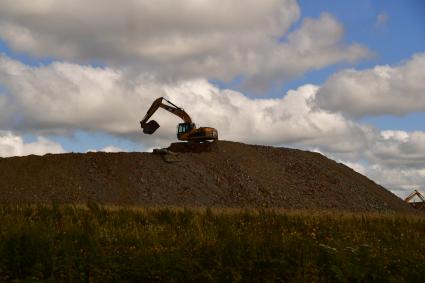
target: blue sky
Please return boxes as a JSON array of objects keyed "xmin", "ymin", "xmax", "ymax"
[{"xmin": 288, "ymin": 0, "xmax": 425, "ymax": 133}]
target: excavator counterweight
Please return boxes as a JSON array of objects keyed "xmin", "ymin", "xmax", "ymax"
[{"xmin": 140, "ymin": 97, "xmax": 218, "ymax": 142}]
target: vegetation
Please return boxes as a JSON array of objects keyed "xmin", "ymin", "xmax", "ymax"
[{"xmin": 0, "ymin": 204, "xmax": 423, "ymax": 282}]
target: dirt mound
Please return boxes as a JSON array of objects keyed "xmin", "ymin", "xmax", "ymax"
[{"xmin": 0, "ymin": 141, "xmax": 412, "ymax": 212}]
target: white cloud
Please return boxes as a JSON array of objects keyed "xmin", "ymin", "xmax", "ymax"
[
  {"xmin": 87, "ymin": 145, "xmax": 126, "ymax": 153},
  {"xmin": 364, "ymin": 164, "xmax": 424, "ymax": 199},
  {"xmin": 324, "ymin": 129, "xmax": 425, "ymax": 198},
  {"xmin": 315, "ymin": 53, "xmax": 425, "ymax": 117},
  {"xmin": 0, "ymin": 55, "xmax": 162, "ymax": 136},
  {"xmin": 367, "ymin": 130, "xmax": 425, "ymax": 168},
  {"xmin": 164, "ymin": 82, "xmax": 375, "ymax": 157},
  {"xmin": 100, "ymin": 145, "xmax": 125, "ymax": 152},
  {"xmin": 0, "ymin": 131, "xmax": 65, "ymax": 157},
  {"xmin": 0, "ymin": 55, "xmax": 371, "ymax": 152},
  {"xmin": 0, "ymin": 1, "xmax": 369, "ymax": 89},
  {"xmin": 337, "ymin": 159, "xmax": 425, "ymax": 199}
]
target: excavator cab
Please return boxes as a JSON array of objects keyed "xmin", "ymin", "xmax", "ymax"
[{"xmin": 177, "ymin": 123, "xmax": 195, "ymax": 138}]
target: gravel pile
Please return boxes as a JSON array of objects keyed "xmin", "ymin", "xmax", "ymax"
[{"xmin": 0, "ymin": 141, "xmax": 412, "ymax": 212}]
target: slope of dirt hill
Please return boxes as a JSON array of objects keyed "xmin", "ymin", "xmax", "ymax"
[{"xmin": 0, "ymin": 141, "xmax": 412, "ymax": 212}]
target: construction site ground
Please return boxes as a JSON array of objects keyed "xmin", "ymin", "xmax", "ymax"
[{"xmin": 0, "ymin": 141, "xmax": 413, "ymax": 212}]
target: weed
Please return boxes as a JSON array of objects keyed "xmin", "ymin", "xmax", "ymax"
[{"xmin": 0, "ymin": 205, "xmax": 422, "ymax": 282}]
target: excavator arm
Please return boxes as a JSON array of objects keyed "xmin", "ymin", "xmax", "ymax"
[
  {"xmin": 405, "ymin": 190, "xmax": 425, "ymax": 203},
  {"xmin": 140, "ymin": 97, "xmax": 192, "ymax": 134}
]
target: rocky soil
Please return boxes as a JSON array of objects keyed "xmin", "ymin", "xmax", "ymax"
[{"xmin": 0, "ymin": 141, "xmax": 413, "ymax": 212}]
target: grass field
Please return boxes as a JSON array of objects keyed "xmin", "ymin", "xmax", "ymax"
[{"xmin": 0, "ymin": 204, "xmax": 423, "ymax": 282}]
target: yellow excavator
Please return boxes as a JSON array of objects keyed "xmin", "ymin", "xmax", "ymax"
[
  {"xmin": 140, "ymin": 97, "xmax": 218, "ymax": 142},
  {"xmin": 404, "ymin": 189, "xmax": 425, "ymax": 209}
]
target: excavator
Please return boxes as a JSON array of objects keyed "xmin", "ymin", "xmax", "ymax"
[
  {"xmin": 140, "ymin": 97, "xmax": 218, "ymax": 142},
  {"xmin": 404, "ymin": 189, "xmax": 425, "ymax": 210}
]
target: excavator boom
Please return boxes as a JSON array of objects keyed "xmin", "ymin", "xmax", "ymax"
[
  {"xmin": 404, "ymin": 189, "xmax": 425, "ymax": 210},
  {"xmin": 405, "ymin": 189, "xmax": 425, "ymax": 203},
  {"xmin": 140, "ymin": 97, "xmax": 192, "ymax": 134}
]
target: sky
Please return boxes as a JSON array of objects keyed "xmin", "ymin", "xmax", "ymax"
[{"xmin": 0, "ymin": 0, "xmax": 424, "ymax": 198}]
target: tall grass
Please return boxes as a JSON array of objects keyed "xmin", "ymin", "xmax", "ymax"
[{"xmin": 0, "ymin": 204, "xmax": 423, "ymax": 282}]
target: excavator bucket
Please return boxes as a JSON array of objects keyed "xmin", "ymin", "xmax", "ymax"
[{"xmin": 142, "ymin": 120, "xmax": 160, "ymax": 134}]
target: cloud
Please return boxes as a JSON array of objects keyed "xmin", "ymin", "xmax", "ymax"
[
  {"xmin": 0, "ymin": 54, "xmax": 422, "ymax": 161},
  {"xmin": 0, "ymin": 1, "xmax": 369, "ymax": 89},
  {"xmin": 101, "ymin": 145, "xmax": 125, "ymax": 152},
  {"xmin": 315, "ymin": 53, "xmax": 425, "ymax": 117},
  {"xmin": 0, "ymin": 55, "xmax": 371, "ymax": 152},
  {"xmin": 367, "ymin": 130, "xmax": 425, "ymax": 169},
  {"xmin": 243, "ymin": 13, "xmax": 371, "ymax": 91},
  {"xmin": 0, "ymin": 131, "xmax": 65, "ymax": 157},
  {"xmin": 324, "ymin": 129, "xmax": 425, "ymax": 198},
  {"xmin": 87, "ymin": 145, "xmax": 126, "ymax": 153},
  {"xmin": 0, "ymin": 55, "xmax": 162, "ymax": 137},
  {"xmin": 341, "ymin": 161, "xmax": 425, "ymax": 199}
]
